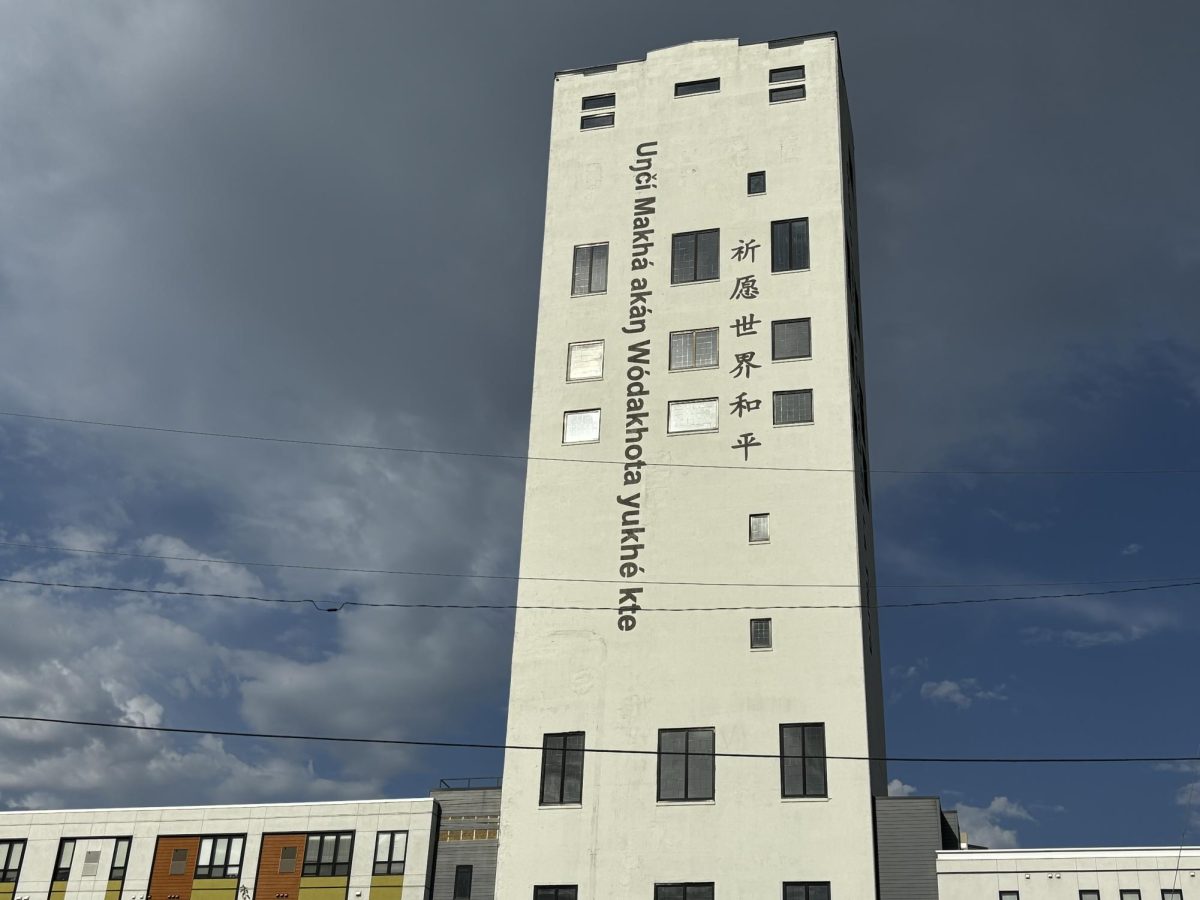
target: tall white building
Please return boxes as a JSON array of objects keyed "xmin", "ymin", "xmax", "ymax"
[{"xmin": 497, "ymin": 32, "xmax": 886, "ymax": 900}]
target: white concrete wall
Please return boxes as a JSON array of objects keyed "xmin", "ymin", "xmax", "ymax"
[
  {"xmin": 0, "ymin": 800, "xmax": 435, "ymax": 900},
  {"xmin": 497, "ymin": 34, "xmax": 885, "ymax": 899},
  {"xmin": 937, "ymin": 847, "xmax": 1200, "ymax": 899}
]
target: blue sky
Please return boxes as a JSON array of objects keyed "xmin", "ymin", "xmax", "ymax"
[{"xmin": 0, "ymin": 0, "xmax": 1198, "ymax": 850}]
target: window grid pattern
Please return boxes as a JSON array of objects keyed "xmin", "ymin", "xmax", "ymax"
[
  {"xmin": 0, "ymin": 841, "xmax": 24, "ymax": 884},
  {"xmin": 541, "ymin": 731, "xmax": 585, "ymax": 805},
  {"xmin": 55, "ymin": 839, "xmax": 76, "ymax": 881},
  {"xmin": 658, "ymin": 727, "xmax": 715, "ymax": 801},
  {"xmin": 772, "ymin": 218, "xmax": 810, "ymax": 272},
  {"xmin": 373, "ymin": 832, "xmax": 407, "ymax": 875},
  {"xmin": 453, "ymin": 864, "xmax": 473, "ymax": 899},
  {"xmin": 110, "ymin": 838, "xmax": 131, "ymax": 881},
  {"xmin": 196, "ymin": 835, "xmax": 244, "ymax": 879},
  {"xmin": 671, "ymin": 229, "xmax": 720, "ymax": 284},
  {"xmin": 534, "ymin": 888, "xmax": 578, "ymax": 900},
  {"xmin": 302, "ymin": 833, "xmax": 353, "ymax": 877},
  {"xmin": 750, "ymin": 617, "xmax": 772, "ymax": 649},
  {"xmin": 784, "ymin": 885, "xmax": 830, "ymax": 900},
  {"xmin": 749, "ymin": 513, "xmax": 770, "ymax": 543},
  {"xmin": 566, "ymin": 340, "xmax": 604, "ymax": 382},
  {"xmin": 774, "ymin": 390, "xmax": 814, "ymax": 426},
  {"xmin": 772, "ymin": 318, "xmax": 812, "ymax": 360},
  {"xmin": 781, "ymin": 723, "xmax": 828, "ymax": 797},
  {"xmin": 571, "ymin": 243, "xmax": 609, "ymax": 295},
  {"xmin": 667, "ymin": 398, "xmax": 719, "ymax": 434},
  {"xmin": 748, "ymin": 171, "xmax": 766, "ymax": 195},
  {"xmin": 562, "ymin": 409, "xmax": 601, "ymax": 444},
  {"xmin": 669, "ymin": 328, "xmax": 719, "ymax": 370},
  {"xmin": 654, "ymin": 884, "xmax": 714, "ymax": 900}
]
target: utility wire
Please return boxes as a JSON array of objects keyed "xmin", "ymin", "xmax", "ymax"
[
  {"xmin": 3, "ymin": 539, "xmax": 1197, "ymax": 590},
  {"xmin": 3, "ymin": 410, "xmax": 1197, "ymax": 476},
  {"xmin": 3, "ymin": 575, "xmax": 1199, "ymax": 614},
  {"xmin": 2, "ymin": 714, "xmax": 1199, "ymax": 765}
]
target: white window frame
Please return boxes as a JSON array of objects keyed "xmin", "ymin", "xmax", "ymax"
[
  {"xmin": 562, "ymin": 409, "xmax": 601, "ymax": 445},
  {"xmin": 667, "ymin": 398, "xmax": 719, "ymax": 435},
  {"xmin": 566, "ymin": 340, "xmax": 605, "ymax": 382}
]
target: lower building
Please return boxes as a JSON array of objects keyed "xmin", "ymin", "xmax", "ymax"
[{"xmin": 428, "ymin": 782, "xmax": 500, "ymax": 900}]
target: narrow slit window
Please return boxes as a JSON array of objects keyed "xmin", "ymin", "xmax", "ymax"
[
  {"xmin": 770, "ymin": 84, "xmax": 807, "ymax": 103},
  {"xmin": 674, "ymin": 78, "xmax": 720, "ymax": 97},
  {"xmin": 453, "ymin": 865, "xmax": 473, "ymax": 899},
  {"xmin": 654, "ymin": 884, "xmax": 714, "ymax": 900},
  {"xmin": 770, "ymin": 65, "xmax": 806, "ymax": 83},
  {"xmin": 580, "ymin": 112, "xmax": 614, "ymax": 130},
  {"xmin": 783, "ymin": 885, "xmax": 830, "ymax": 900},
  {"xmin": 581, "ymin": 93, "xmax": 615, "ymax": 110},
  {"xmin": 534, "ymin": 889, "xmax": 578, "ymax": 900},
  {"xmin": 109, "ymin": 839, "xmax": 130, "ymax": 881}
]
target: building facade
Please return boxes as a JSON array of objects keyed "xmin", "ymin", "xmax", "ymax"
[
  {"xmin": 496, "ymin": 33, "xmax": 886, "ymax": 900},
  {"xmin": 428, "ymin": 785, "xmax": 500, "ymax": 900}
]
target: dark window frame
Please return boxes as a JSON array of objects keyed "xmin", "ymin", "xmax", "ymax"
[
  {"xmin": 998, "ymin": 893, "xmax": 1020, "ymax": 900},
  {"xmin": 302, "ymin": 832, "xmax": 354, "ymax": 878},
  {"xmin": 580, "ymin": 113, "xmax": 614, "ymax": 130},
  {"xmin": 581, "ymin": 93, "xmax": 615, "ymax": 111},
  {"xmin": 780, "ymin": 722, "xmax": 828, "ymax": 798},
  {"xmin": 540, "ymin": 731, "xmax": 585, "ymax": 806},
  {"xmin": 771, "ymin": 218, "xmax": 810, "ymax": 272},
  {"xmin": 773, "ymin": 389, "xmax": 814, "ymax": 426},
  {"xmin": 669, "ymin": 327, "xmax": 720, "ymax": 371},
  {"xmin": 0, "ymin": 840, "xmax": 26, "ymax": 884},
  {"xmin": 674, "ymin": 78, "xmax": 720, "ymax": 97},
  {"xmin": 749, "ymin": 512, "xmax": 770, "ymax": 543},
  {"xmin": 657, "ymin": 727, "xmax": 716, "ymax": 802},
  {"xmin": 770, "ymin": 85, "xmax": 807, "ymax": 103},
  {"xmin": 770, "ymin": 65, "xmax": 806, "ymax": 84},
  {"xmin": 1119, "ymin": 893, "xmax": 1142, "ymax": 900},
  {"xmin": 655, "ymin": 884, "xmax": 715, "ymax": 900},
  {"xmin": 195, "ymin": 834, "xmax": 245, "ymax": 879},
  {"xmin": 453, "ymin": 864, "xmax": 473, "ymax": 899},
  {"xmin": 671, "ymin": 229, "xmax": 721, "ymax": 284},
  {"xmin": 571, "ymin": 243, "xmax": 609, "ymax": 295},
  {"xmin": 772, "ymin": 318, "xmax": 812, "ymax": 361},
  {"xmin": 1079, "ymin": 892, "xmax": 1100, "ymax": 900},
  {"xmin": 109, "ymin": 837, "xmax": 132, "ymax": 882},
  {"xmin": 373, "ymin": 831, "xmax": 407, "ymax": 876},
  {"xmin": 748, "ymin": 171, "xmax": 767, "ymax": 195},
  {"xmin": 54, "ymin": 839, "xmax": 76, "ymax": 881},
  {"xmin": 1161, "ymin": 891, "xmax": 1183, "ymax": 900},
  {"xmin": 534, "ymin": 888, "xmax": 578, "ymax": 900},
  {"xmin": 750, "ymin": 617, "xmax": 773, "ymax": 650},
  {"xmin": 784, "ymin": 884, "xmax": 831, "ymax": 900}
]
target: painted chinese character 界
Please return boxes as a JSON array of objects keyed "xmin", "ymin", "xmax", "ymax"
[{"xmin": 730, "ymin": 351, "xmax": 761, "ymax": 379}]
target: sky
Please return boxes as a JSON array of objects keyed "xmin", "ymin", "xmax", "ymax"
[{"xmin": 0, "ymin": 0, "xmax": 1198, "ymax": 850}]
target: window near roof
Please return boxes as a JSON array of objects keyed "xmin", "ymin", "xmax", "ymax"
[
  {"xmin": 671, "ymin": 229, "xmax": 720, "ymax": 284},
  {"xmin": 769, "ymin": 65, "xmax": 807, "ymax": 104},
  {"xmin": 278, "ymin": 846, "xmax": 297, "ymax": 875},
  {"xmin": 566, "ymin": 340, "xmax": 604, "ymax": 382},
  {"xmin": 302, "ymin": 833, "xmax": 352, "ymax": 877},
  {"xmin": 540, "ymin": 732, "xmax": 585, "ymax": 805},
  {"xmin": 571, "ymin": 243, "xmax": 609, "ymax": 295},
  {"xmin": 82, "ymin": 851, "xmax": 101, "ymax": 878},
  {"xmin": 581, "ymin": 93, "xmax": 615, "ymax": 110},
  {"xmin": 1079, "ymin": 891, "xmax": 1100, "ymax": 900},
  {"xmin": 771, "ymin": 218, "xmax": 810, "ymax": 272},
  {"xmin": 580, "ymin": 113, "xmax": 614, "ymax": 130},
  {"xmin": 749, "ymin": 513, "xmax": 770, "ymax": 543},
  {"xmin": 770, "ymin": 65, "xmax": 806, "ymax": 83},
  {"xmin": 658, "ymin": 727, "xmax": 715, "ymax": 801},
  {"xmin": 669, "ymin": 328, "xmax": 719, "ymax": 370},
  {"xmin": 168, "ymin": 848, "xmax": 188, "ymax": 877},
  {"xmin": 674, "ymin": 78, "xmax": 720, "ymax": 97},
  {"xmin": 772, "ymin": 318, "xmax": 812, "ymax": 360},
  {"xmin": 748, "ymin": 171, "xmax": 766, "ymax": 195},
  {"xmin": 373, "ymin": 832, "xmax": 407, "ymax": 875},
  {"xmin": 780, "ymin": 723, "xmax": 828, "ymax": 797},
  {"xmin": 750, "ymin": 617, "xmax": 772, "ymax": 649},
  {"xmin": 667, "ymin": 398, "xmax": 719, "ymax": 434},
  {"xmin": 0, "ymin": 842, "xmax": 25, "ymax": 884},
  {"xmin": 562, "ymin": 409, "xmax": 601, "ymax": 444},
  {"xmin": 196, "ymin": 836, "xmax": 244, "ymax": 879},
  {"xmin": 110, "ymin": 839, "xmax": 131, "ymax": 881}
]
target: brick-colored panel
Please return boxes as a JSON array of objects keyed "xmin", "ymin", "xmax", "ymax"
[
  {"xmin": 148, "ymin": 837, "xmax": 200, "ymax": 900},
  {"xmin": 253, "ymin": 836, "xmax": 305, "ymax": 900}
]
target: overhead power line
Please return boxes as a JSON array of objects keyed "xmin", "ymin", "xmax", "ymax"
[
  {"xmin": 2, "ymin": 713, "xmax": 1199, "ymax": 765},
  {"xmin": 3, "ymin": 575, "xmax": 1198, "ymax": 614},
  {"xmin": 2, "ymin": 410, "xmax": 1197, "ymax": 476},
  {"xmin": 4, "ymin": 538, "xmax": 1198, "ymax": 590}
]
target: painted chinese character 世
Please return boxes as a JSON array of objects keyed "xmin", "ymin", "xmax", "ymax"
[
  {"xmin": 730, "ymin": 313, "xmax": 761, "ymax": 337},
  {"xmin": 730, "ymin": 238, "xmax": 760, "ymax": 263},
  {"xmin": 730, "ymin": 351, "xmax": 761, "ymax": 379},
  {"xmin": 729, "ymin": 392, "xmax": 762, "ymax": 417},
  {"xmin": 731, "ymin": 432, "xmax": 762, "ymax": 461}
]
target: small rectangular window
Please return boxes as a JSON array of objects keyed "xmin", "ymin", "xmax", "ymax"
[
  {"xmin": 654, "ymin": 884, "xmax": 714, "ymax": 900},
  {"xmin": 784, "ymin": 885, "xmax": 830, "ymax": 900},
  {"xmin": 110, "ymin": 838, "xmax": 131, "ymax": 881},
  {"xmin": 657, "ymin": 727, "xmax": 715, "ymax": 801},
  {"xmin": 772, "ymin": 318, "xmax": 812, "ymax": 360},
  {"xmin": 562, "ymin": 409, "xmax": 601, "ymax": 444},
  {"xmin": 0, "ymin": 841, "xmax": 26, "ymax": 884},
  {"xmin": 750, "ymin": 618, "xmax": 772, "ymax": 649},
  {"xmin": 747, "ymin": 171, "xmax": 766, "ymax": 195},
  {"xmin": 581, "ymin": 93, "xmax": 615, "ymax": 110},
  {"xmin": 749, "ymin": 513, "xmax": 770, "ymax": 543},
  {"xmin": 667, "ymin": 398, "xmax": 718, "ymax": 434},
  {"xmin": 566, "ymin": 340, "xmax": 604, "ymax": 382},
  {"xmin": 1079, "ymin": 892, "xmax": 1100, "ymax": 900},
  {"xmin": 1161, "ymin": 891, "xmax": 1182, "ymax": 900},
  {"xmin": 770, "ymin": 65, "xmax": 806, "ymax": 83},
  {"xmin": 671, "ymin": 229, "xmax": 720, "ymax": 284},
  {"xmin": 580, "ymin": 112, "xmax": 614, "ymax": 130},
  {"xmin": 571, "ymin": 243, "xmax": 608, "ymax": 295},
  {"xmin": 302, "ymin": 833, "xmax": 352, "ymax": 877},
  {"xmin": 770, "ymin": 85, "xmax": 807, "ymax": 103},
  {"xmin": 372, "ymin": 832, "xmax": 406, "ymax": 875},
  {"xmin": 540, "ymin": 732, "xmax": 585, "ymax": 805},
  {"xmin": 168, "ymin": 848, "xmax": 188, "ymax": 877},
  {"xmin": 999, "ymin": 894, "xmax": 1020, "ymax": 900},
  {"xmin": 453, "ymin": 865, "xmax": 473, "ymax": 899},
  {"xmin": 82, "ymin": 851, "xmax": 101, "ymax": 878},
  {"xmin": 773, "ymin": 389, "xmax": 813, "ymax": 426},
  {"xmin": 1118, "ymin": 893, "xmax": 1141, "ymax": 900},
  {"xmin": 669, "ymin": 328, "xmax": 719, "ymax": 370},
  {"xmin": 771, "ymin": 218, "xmax": 810, "ymax": 272},
  {"xmin": 674, "ymin": 78, "xmax": 720, "ymax": 97},
  {"xmin": 534, "ymin": 889, "xmax": 577, "ymax": 900},
  {"xmin": 278, "ymin": 846, "xmax": 297, "ymax": 875},
  {"xmin": 781, "ymin": 723, "xmax": 828, "ymax": 797}
]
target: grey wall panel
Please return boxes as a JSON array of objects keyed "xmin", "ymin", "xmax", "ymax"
[
  {"xmin": 429, "ymin": 789, "xmax": 500, "ymax": 900},
  {"xmin": 875, "ymin": 797, "xmax": 943, "ymax": 900}
]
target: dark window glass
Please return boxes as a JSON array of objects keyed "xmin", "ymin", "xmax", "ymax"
[
  {"xmin": 581, "ymin": 93, "xmax": 615, "ymax": 110},
  {"xmin": 580, "ymin": 113, "xmax": 614, "ymax": 130},
  {"xmin": 655, "ymin": 885, "xmax": 714, "ymax": 900},
  {"xmin": 748, "ymin": 171, "xmax": 766, "ymax": 195},
  {"xmin": 750, "ymin": 618, "xmax": 772, "ymax": 649},
  {"xmin": 671, "ymin": 229, "xmax": 720, "ymax": 284},
  {"xmin": 770, "ymin": 84, "xmax": 807, "ymax": 103},
  {"xmin": 373, "ymin": 832, "xmax": 406, "ymax": 875},
  {"xmin": 278, "ymin": 846, "xmax": 297, "ymax": 875},
  {"xmin": 110, "ymin": 838, "xmax": 131, "ymax": 881},
  {"xmin": 657, "ymin": 727, "xmax": 715, "ymax": 801},
  {"xmin": 0, "ymin": 841, "xmax": 25, "ymax": 884},
  {"xmin": 54, "ymin": 839, "xmax": 76, "ymax": 881},
  {"xmin": 781, "ymin": 723, "xmax": 828, "ymax": 797},
  {"xmin": 674, "ymin": 78, "xmax": 720, "ymax": 97},
  {"xmin": 453, "ymin": 865, "xmax": 473, "ymax": 899},
  {"xmin": 168, "ymin": 848, "xmax": 188, "ymax": 877},
  {"xmin": 772, "ymin": 319, "xmax": 812, "ymax": 360},
  {"xmin": 784, "ymin": 885, "xmax": 831, "ymax": 900},
  {"xmin": 770, "ymin": 65, "xmax": 806, "ymax": 83},
  {"xmin": 540, "ymin": 732, "xmax": 585, "ymax": 805},
  {"xmin": 302, "ymin": 833, "xmax": 352, "ymax": 877},
  {"xmin": 571, "ymin": 243, "xmax": 609, "ymax": 295},
  {"xmin": 1119, "ymin": 893, "xmax": 1142, "ymax": 900},
  {"xmin": 669, "ymin": 328, "xmax": 719, "ymax": 370},
  {"xmin": 771, "ymin": 218, "xmax": 810, "ymax": 272},
  {"xmin": 773, "ymin": 389, "xmax": 814, "ymax": 426},
  {"xmin": 534, "ymin": 889, "xmax": 578, "ymax": 900}
]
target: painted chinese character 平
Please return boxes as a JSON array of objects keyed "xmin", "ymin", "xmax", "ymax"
[
  {"xmin": 729, "ymin": 392, "xmax": 762, "ymax": 418},
  {"xmin": 730, "ymin": 238, "xmax": 760, "ymax": 263},
  {"xmin": 730, "ymin": 350, "xmax": 761, "ymax": 379},
  {"xmin": 731, "ymin": 432, "xmax": 762, "ymax": 461},
  {"xmin": 729, "ymin": 274, "xmax": 760, "ymax": 300}
]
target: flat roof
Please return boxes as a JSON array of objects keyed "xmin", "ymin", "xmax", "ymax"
[
  {"xmin": 554, "ymin": 31, "xmax": 838, "ymax": 77},
  {"xmin": 940, "ymin": 846, "xmax": 1200, "ymax": 859},
  {"xmin": 0, "ymin": 797, "xmax": 429, "ymax": 817}
]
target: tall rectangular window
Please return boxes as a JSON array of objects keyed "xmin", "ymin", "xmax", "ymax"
[
  {"xmin": 566, "ymin": 340, "xmax": 604, "ymax": 382},
  {"xmin": 784, "ymin": 885, "xmax": 830, "ymax": 900},
  {"xmin": 302, "ymin": 833, "xmax": 353, "ymax": 877},
  {"xmin": 654, "ymin": 885, "xmax": 714, "ymax": 900},
  {"xmin": 674, "ymin": 78, "xmax": 720, "ymax": 97},
  {"xmin": 453, "ymin": 865, "xmax": 473, "ymax": 899},
  {"xmin": 571, "ymin": 243, "xmax": 609, "ymax": 295},
  {"xmin": 657, "ymin": 727, "xmax": 715, "ymax": 801},
  {"xmin": 0, "ymin": 842, "xmax": 25, "ymax": 884},
  {"xmin": 771, "ymin": 218, "xmax": 810, "ymax": 272},
  {"xmin": 55, "ymin": 839, "xmax": 76, "ymax": 880},
  {"xmin": 196, "ymin": 836, "xmax": 244, "ymax": 879},
  {"xmin": 772, "ymin": 319, "xmax": 812, "ymax": 360},
  {"xmin": 669, "ymin": 328, "xmax": 719, "ymax": 370},
  {"xmin": 562, "ymin": 409, "xmax": 601, "ymax": 444},
  {"xmin": 750, "ymin": 618, "xmax": 772, "ymax": 649},
  {"xmin": 671, "ymin": 229, "xmax": 720, "ymax": 284},
  {"xmin": 109, "ymin": 839, "xmax": 131, "ymax": 881},
  {"xmin": 373, "ymin": 832, "xmax": 407, "ymax": 875},
  {"xmin": 168, "ymin": 848, "xmax": 188, "ymax": 877},
  {"xmin": 773, "ymin": 390, "xmax": 813, "ymax": 426},
  {"xmin": 534, "ymin": 888, "xmax": 578, "ymax": 900},
  {"xmin": 748, "ymin": 171, "xmax": 766, "ymax": 195},
  {"xmin": 749, "ymin": 513, "xmax": 770, "ymax": 543},
  {"xmin": 540, "ymin": 732, "xmax": 585, "ymax": 805},
  {"xmin": 667, "ymin": 398, "xmax": 718, "ymax": 434},
  {"xmin": 780, "ymin": 723, "xmax": 827, "ymax": 797}
]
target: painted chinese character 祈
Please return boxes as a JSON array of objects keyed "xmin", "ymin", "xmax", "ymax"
[
  {"xmin": 729, "ymin": 313, "xmax": 761, "ymax": 337},
  {"xmin": 730, "ymin": 238, "xmax": 761, "ymax": 263},
  {"xmin": 729, "ymin": 275, "xmax": 760, "ymax": 300},
  {"xmin": 730, "ymin": 351, "xmax": 761, "ymax": 379},
  {"xmin": 729, "ymin": 392, "xmax": 762, "ymax": 417},
  {"xmin": 731, "ymin": 432, "xmax": 762, "ymax": 461}
]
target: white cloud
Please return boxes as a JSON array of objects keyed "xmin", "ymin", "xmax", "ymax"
[
  {"xmin": 1121, "ymin": 543, "xmax": 1143, "ymax": 556},
  {"xmin": 956, "ymin": 796, "xmax": 1035, "ymax": 849},
  {"xmin": 888, "ymin": 779, "xmax": 918, "ymax": 797},
  {"xmin": 920, "ymin": 678, "xmax": 1007, "ymax": 709}
]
